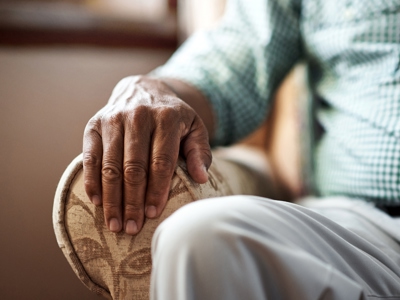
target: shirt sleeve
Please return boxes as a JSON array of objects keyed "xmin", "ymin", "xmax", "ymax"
[{"xmin": 152, "ymin": 0, "xmax": 303, "ymax": 146}]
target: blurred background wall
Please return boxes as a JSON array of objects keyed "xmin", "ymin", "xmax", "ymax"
[
  {"xmin": 0, "ymin": 0, "xmax": 176, "ymax": 299},
  {"xmin": 0, "ymin": 47, "xmax": 174, "ymax": 300}
]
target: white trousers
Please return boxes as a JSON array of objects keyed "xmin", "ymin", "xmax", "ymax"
[{"xmin": 150, "ymin": 196, "xmax": 400, "ymax": 300}]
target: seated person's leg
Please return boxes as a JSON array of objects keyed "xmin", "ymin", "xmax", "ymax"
[{"xmin": 152, "ymin": 196, "xmax": 400, "ymax": 300}]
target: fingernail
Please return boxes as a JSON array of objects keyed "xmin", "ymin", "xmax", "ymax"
[
  {"xmin": 125, "ymin": 220, "xmax": 138, "ymax": 235},
  {"xmin": 109, "ymin": 218, "xmax": 120, "ymax": 232},
  {"xmin": 92, "ymin": 195, "xmax": 101, "ymax": 206},
  {"xmin": 146, "ymin": 206, "xmax": 157, "ymax": 218}
]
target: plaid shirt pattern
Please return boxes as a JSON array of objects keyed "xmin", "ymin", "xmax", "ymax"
[{"xmin": 153, "ymin": 0, "xmax": 400, "ymax": 205}]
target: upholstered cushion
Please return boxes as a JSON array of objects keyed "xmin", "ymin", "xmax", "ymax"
[{"xmin": 53, "ymin": 153, "xmax": 271, "ymax": 300}]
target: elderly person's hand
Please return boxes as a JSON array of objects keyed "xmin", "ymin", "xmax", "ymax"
[{"xmin": 83, "ymin": 76, "xmax": 213, "ymax": 235}]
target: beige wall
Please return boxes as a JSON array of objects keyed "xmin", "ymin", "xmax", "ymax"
[{"xmin": 0, "ymin": 46, "xmax": 173, "ymax": 299}]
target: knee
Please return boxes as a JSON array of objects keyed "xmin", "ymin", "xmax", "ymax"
[
  {"xmin": 152, "ymin": 195, "xmax": 309, "ymax": 261},
  {"xmin": 152, "ymin": 196, "xmax": 253, "ymax": 257}
]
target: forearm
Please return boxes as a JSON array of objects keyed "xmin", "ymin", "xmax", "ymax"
[{"xmin": 160, "ymin": 78, "xmax": 215, "ymax": 142}]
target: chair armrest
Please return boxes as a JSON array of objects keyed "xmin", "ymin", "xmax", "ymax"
[{"xmin": 53, "ymin": 152, "xmax": 274, "ymax": 299}]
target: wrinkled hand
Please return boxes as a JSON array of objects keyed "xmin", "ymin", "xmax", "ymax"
[{"xmin": 83, "ymin": 76, "xmax": 212, "ymax": 235}]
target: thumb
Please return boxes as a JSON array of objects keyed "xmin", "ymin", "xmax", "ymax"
[{"xmin": 182, "ymin": 116, "xmax": 212, "ymax": 184}]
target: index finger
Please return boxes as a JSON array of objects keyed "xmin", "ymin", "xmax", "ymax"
[{"xmin": 83, "ymin": 119, "xmax": 103, "ymax": 207}]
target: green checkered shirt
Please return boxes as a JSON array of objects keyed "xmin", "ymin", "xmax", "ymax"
[{"xmin": 154, "ymin": 0, "xmax": 400, "ymax": 205}]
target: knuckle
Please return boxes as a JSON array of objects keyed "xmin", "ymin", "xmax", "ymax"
[
  {"xmin": 204, "ymin": 150, "xmax": 213, "ymax": 163},
  {"xmin": 158, "ymin": 107, "xmax": 178, "ymax": 122},
  {"xmin": 199, "ymin": 145, "xmax": 212, "ymax": 159},
  {"xmin": 134, "ymin": 104, "xmax": 150, "ymax": 116},
  {"xmin": 83, "ymin": 176, "xmax": 96, "ymax": 189},
  {"xmin": 123, "ymin": 161, "xmax": 147, "ymax": 185},
  {"xmin": 124, "ymin": 203, "xmax": 143, "ymax": 215},
  {"xmin": 83, "ymin": 153, "xmax": 101, "ymax": 168},
  {"xmin": 157, "ymin": 107, "xmax": 178, "ymax": 124},
  {"xmin": 131, "ymin": 106, "xmax": 151, "ymax": 128},
  {"xmin": 85, "ymin": 116, "xmax": 100, "ymax": 130},
  {"xmin": 83, "ymin": 182, "xmax": 97, "ymax": 197},
  {"xmin": 151, "ymin": 155, "xmax": 174, "ymax": 177},
  {"xmin": 178, "ymin": 119, "xmax": 189, "ymax": 133},
  {"xmin": 102, "ymin": 162, "xmax": 122, "ymax": 183},
  {"xmin": 149, "ymin": 189, "xmax": 164, "ymax": 198},
  {"xmin": 102, "ymin": 202, "xmax": 120, "ymax": 212},
  {"xmin": 84, "ymin": 120, "xmax": 102, "ymax": 139},
  {"xmin": 146, "ymin": 188, "xmax": 168, "ymax": 207},
  {"xmin": 147, "ymin": 189, "xmax": 166, "ymax": 204},
  {"xmin": 101, "ymin": 111, "xmax": 123, "ymax": 127}
]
